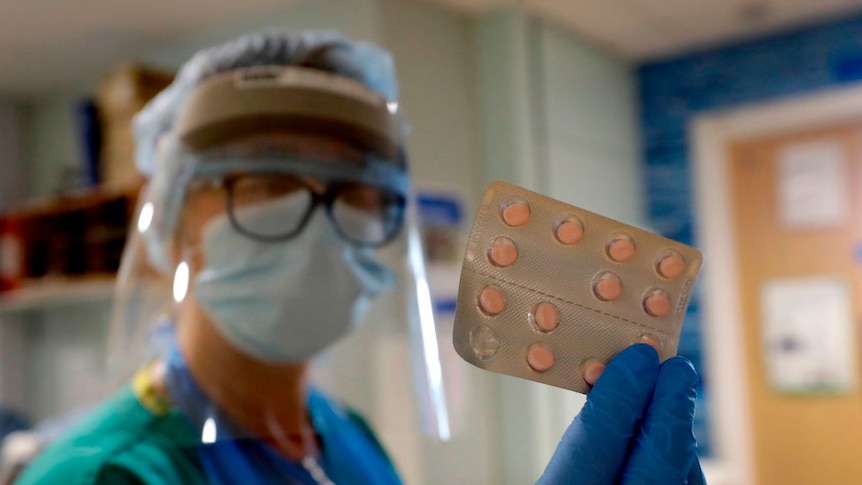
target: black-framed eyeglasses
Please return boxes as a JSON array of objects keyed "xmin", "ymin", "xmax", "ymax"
[{"xmin": 219, "ymin": 173, "xmax": 406, "ymax": 247}]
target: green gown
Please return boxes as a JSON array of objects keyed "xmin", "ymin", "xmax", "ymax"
[{"xmin": 16, "ymin": 367, "xmax": 396, "ymax": 485}]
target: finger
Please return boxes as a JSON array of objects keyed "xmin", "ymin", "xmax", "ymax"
[
  {"xmin": 618, "ymin": 356, "xmax": 699, "ymax": 484},
  {"xmin": 584, "ymin": 337, "xmax": 661, "ymax": 386},
  {"xmin": 538, "ymin": 344, "xmax": 660, "ymax": 485}
]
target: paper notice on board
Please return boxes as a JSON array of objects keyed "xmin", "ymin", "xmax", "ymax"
[
  {"xmin": 778, "ymin": 141, "xmax": 848, "ymax": 229},
  {"xmin": 761, "ymin": 277, "xmax": 856, "ymax": 393}
]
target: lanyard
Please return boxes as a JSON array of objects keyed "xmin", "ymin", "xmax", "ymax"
[{"xmin": 161, "ymin": 340, "xmax": 401, "ymax": 485}]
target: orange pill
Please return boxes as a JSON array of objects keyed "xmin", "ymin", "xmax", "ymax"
[
  {"xmin": 502, "ymin": 201, "xmax": 530, "ymax": 227},
  {"xmin": 527, "ymin": 344, "xmax": 555, "ymax": 372},
  {"xmin": 479, "ymin": 287, "xmax": 506, "ymax": 315},
  {"xmin": 594, "ymin": 276, "xmax": 622, "ymax": 301},
  {"xmin": 658, "ymin": 253, "xmax": 686, "ymax": 279},
  {"xmin": 533, "ymin": 302, "xmax": 560, "ymax": 332},
  {"xmin": 488, "ymin": 238, "xmax": 518, "ymax": 267},
  {"xmin": 584, "ymin": 362, "xmax": 606, "ymax": 386},
  {"xmin": 608, "ymin": 236, "xmax": 636, "ymax": 262},
  {"xmin": 555, "ymin": 219, "xmax": 584, "ymax": 245},
  {"xmin": 644, "ymin": 292, "xmax": 672, "ymax": 317}
]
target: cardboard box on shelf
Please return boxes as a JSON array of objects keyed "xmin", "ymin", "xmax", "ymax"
[
  {"xmin": 98, "ymin": 63, "xmax": 173, "ymax": 116},
  {"xmin": 100, "ymin": 120, "xmax": 139, "ymax": 187},
  {"xmin": 97, "ymin": 63, "xmax": 173, "ymax": 187}
]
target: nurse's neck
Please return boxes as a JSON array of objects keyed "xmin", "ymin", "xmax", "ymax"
[{"xmin": 174, "ymin": 299, "xmax": 318, "ymax": 461}]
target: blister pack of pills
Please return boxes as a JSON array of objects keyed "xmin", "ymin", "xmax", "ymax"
[{"xmin": 452, "ymin": 181, "xmax": 703, "ymax": 394}]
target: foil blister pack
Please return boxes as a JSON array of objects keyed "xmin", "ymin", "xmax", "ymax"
[{"xmin": 453, "ymin": 181, "xmax": 703, "ymax": 394}]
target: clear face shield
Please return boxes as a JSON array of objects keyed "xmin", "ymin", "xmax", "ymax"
[{"xmin": 106, "ymin": 67, "xmax": 450, "ymax": 483}]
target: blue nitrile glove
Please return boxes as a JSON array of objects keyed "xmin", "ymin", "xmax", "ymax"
[{"xmin": 538, "ymin": 344, "xmax": 706, "ymax": 485}]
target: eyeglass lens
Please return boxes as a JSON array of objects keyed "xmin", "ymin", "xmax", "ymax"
[{"xmin": 226, "ymin": 174, "xmax": 403, "ymax": 246}]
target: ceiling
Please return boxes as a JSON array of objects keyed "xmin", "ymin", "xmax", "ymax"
[
  {"xmin": 2, "ymin": 0, "xmax": 862, "ymax": 96},
  {"xmin": 0, "ymin": 0, "xmax": 294, "ymax": 96},
  {"xmin": 434, "ymin": 0, "xmax": 862, "ymax": 60}
]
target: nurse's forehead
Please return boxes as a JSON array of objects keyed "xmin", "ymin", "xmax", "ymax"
[{"xmin": 204, "ymin": 132, "xmax": 366, "ymax": 162}]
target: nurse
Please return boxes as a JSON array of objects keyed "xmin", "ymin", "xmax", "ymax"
[{"xmin": 16, "ymin": 30, "xmax": 704, "ymax": 485}]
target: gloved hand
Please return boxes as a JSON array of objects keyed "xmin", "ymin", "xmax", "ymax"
[{"xmin": 537, "ymin": 344, "xmax": 706, "ymax": 485}]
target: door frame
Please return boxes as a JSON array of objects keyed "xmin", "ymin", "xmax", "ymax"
[{"xmin": 692, "ymin": 83, "xmax": 862, "ymax": 485}]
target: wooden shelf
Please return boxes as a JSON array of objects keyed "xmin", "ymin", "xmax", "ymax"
[
  {"xmin": 0, "ymin": 277, "xmax": 116, "ymax": 314},
  {"xmin": 4, "ymin": 181, "xmax": 142, "ymax": 219}
]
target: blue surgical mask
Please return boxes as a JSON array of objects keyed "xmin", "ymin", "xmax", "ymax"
[{"xmin": 193, "ymin": 193, "xmax": 395, "ymax": 363}]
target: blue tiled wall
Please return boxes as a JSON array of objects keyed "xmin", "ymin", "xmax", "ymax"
[{"xmin": 638, "ymin": 14, "xmax": 862, "ymax": 457}]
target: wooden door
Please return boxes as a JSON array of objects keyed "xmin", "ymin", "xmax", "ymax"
[{"xmin": 730, "ymin": 123, "xmax": 862, "ymax": 485}]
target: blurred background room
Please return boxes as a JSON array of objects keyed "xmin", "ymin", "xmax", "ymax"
[{"xmin": 2, "ymin": 0, "xmax": 862, "ymax": 484}]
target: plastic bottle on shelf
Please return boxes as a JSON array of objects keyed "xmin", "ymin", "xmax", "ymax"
[{"xmin": 0, "ymin": 216, "xmax": 24, "ymax": 293}]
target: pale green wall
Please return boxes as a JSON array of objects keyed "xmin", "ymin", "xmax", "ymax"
[
  {"xmin": 537, "ymin": 21, "xmax": 643, "ymax": 225},
  {"xmin": 3, "ymin": 306, "xmax": 111, "ymax": 421},
  {"xmin": 139, "ymin": 0, "xmax": 383, "ymax": 70},
  {"xmin": 0, "ymin": 102, "xmax": 26, "ymax": 210},
  {"xmin": 474, "ymin": 10, "xmax": 641, "ymax": 485},
  {"xmin": 23, "ymin": 93, "xmax": 86, "ymax": 198},
  {"xmin": 476, "ymin": 10, "xmax": 541, "ymax": 190},
  {"xmin": 381, "ymin": 0, "xmax": 482, "ymax": 192}
]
